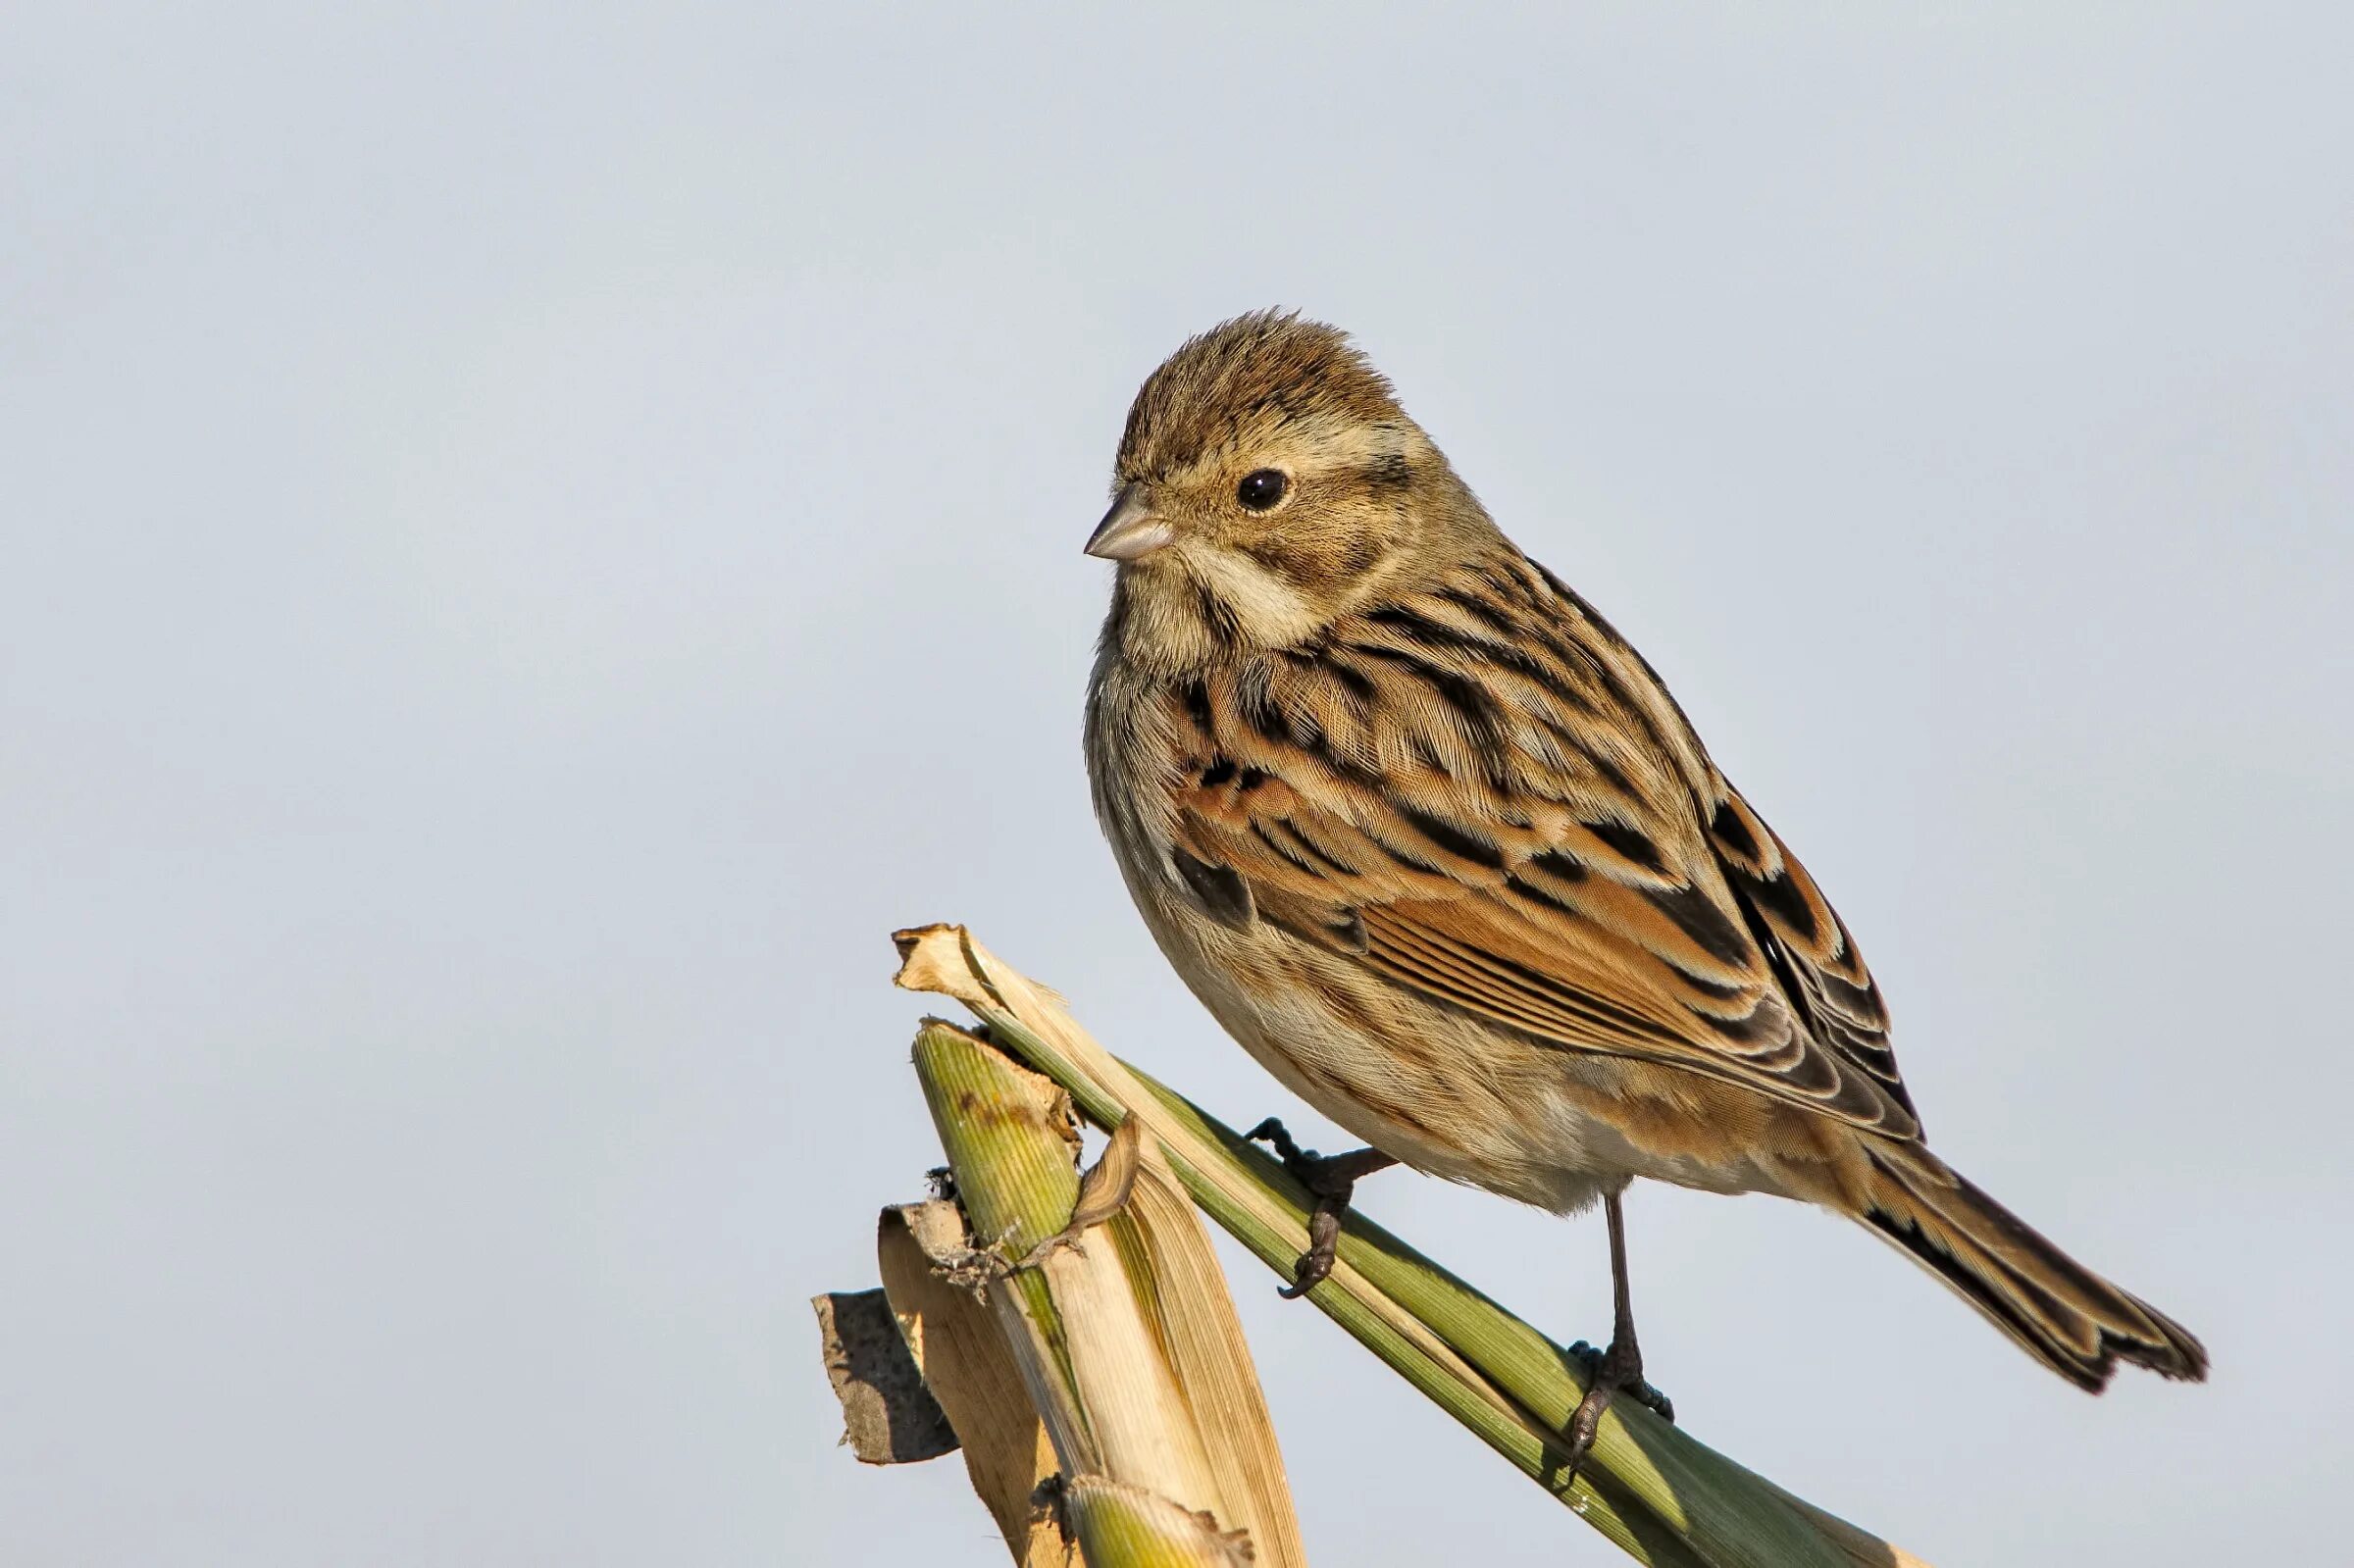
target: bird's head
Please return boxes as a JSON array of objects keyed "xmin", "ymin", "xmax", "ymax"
[{"xmin": 1088, "ymin": 312, "xmax": 1493, "ymax": 669}]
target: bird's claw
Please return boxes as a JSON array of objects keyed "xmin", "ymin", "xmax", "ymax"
[
  {"xmin": 1244, "ymin": 1117, "xmax": 1400, "ymax": 1297},
  {"xmin": 1567, "ymin": 1340, "xmax": 1675, "ymax": 1424},
  {"xmin": 1561, "ymin": 1336, "xmax": 1675, "ymax": 1474}
]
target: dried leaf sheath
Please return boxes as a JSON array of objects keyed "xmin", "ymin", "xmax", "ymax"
[{"xmin": 907, "ymin": 1019, "xmax": 1307, "ymax": 1568}]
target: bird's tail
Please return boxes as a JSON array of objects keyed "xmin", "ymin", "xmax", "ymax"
[{"xmin": 1851, "ymin": 1144, "xmax": 2208, "ymax": 1391}]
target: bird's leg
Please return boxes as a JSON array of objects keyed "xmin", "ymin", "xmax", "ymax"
[
  {"xmin": 1244, "ymin": 1117, "xmax": 1399, "ymax": 1298},
  {"xmin": 1562, "ymin": 1191, "xmax": 1676, "ymax": 1468}
]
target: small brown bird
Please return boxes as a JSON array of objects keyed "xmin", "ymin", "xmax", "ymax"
[{"xmin": 1081, "ymin": 311, "xmax": 2206, "ymax": 1457}]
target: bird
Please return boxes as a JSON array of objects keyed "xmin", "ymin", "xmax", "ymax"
[{"xmin": 1079, "ymin": 309, "xmax": 2207, "ymax": 1460}]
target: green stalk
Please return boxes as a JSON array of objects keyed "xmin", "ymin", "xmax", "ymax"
[
  {"xmin": 913, "ymin": 1019, "xmax": 1083, "ymax": 1257},
  {"xmin": 1062, "ymin": 1478, "xmax": 1254, "ymax": 1568},
  {"xmin": 907, "ymin": 1017, "xmax": 1308, "ymax": 1568},
  {"xmin": 896, "ymin": 925, "xmax": 1917, "ymax": 1568},
  {"xmin": 911, "ymin": 1020, "xmax": 1094, "ymax": 1474}
]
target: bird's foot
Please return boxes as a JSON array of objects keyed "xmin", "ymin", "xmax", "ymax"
[
  {"xmin": 1243, "ymin": 1117, "xmax": 1397, "ymax": 1298},
  {"xmin": 1562, "ymin": 1336, "xmax": 1675, "ymax": 1469}
]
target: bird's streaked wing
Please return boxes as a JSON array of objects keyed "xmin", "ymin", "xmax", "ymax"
[{"xmin": 1157, "ymin": 555, "xmax": 1919, "ymax": 1139}]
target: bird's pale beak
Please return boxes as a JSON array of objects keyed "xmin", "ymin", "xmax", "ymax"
[{"xmin": 1084, "ymin": 483, "xmax": 1174, "ymax": 562}]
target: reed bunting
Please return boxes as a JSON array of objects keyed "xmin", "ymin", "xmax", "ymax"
[{"xmin": 1080, "ymin": 311, "xmax": 2205, "ymax": 1457}]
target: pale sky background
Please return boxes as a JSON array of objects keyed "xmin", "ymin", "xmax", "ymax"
[{"xmin": 5, "ymin": 6, "xmax": 2350, "ymax": 1564}]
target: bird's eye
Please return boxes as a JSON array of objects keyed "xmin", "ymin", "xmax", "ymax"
[{"xmin": 1236, "ymin": 470, "xmax": 1289, "ymax": 512}]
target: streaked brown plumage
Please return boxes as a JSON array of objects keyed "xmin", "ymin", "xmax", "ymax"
[{"xmin": 1082, "ymin": 311, "xmax": 2207, "ymax": 1409}]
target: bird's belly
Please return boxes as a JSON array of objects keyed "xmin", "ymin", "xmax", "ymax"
[{"xmin": 1135, "ymin": 891, "xmax": 1783, "ymax": 1214}]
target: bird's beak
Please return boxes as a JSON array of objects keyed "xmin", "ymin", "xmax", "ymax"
[{"xmin": 1084, "ymin": 483, "xmax": 1174, "ymax": 562}]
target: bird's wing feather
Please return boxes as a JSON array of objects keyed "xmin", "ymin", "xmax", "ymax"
[{"xmin": 1160, "ymin": 563, "xmax": 1919, "ymax": 1138}]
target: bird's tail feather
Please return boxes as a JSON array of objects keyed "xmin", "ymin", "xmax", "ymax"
[{"xmin": 1853, "ymin": 1145, "xmax": 2207, "ymax": 1391}]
